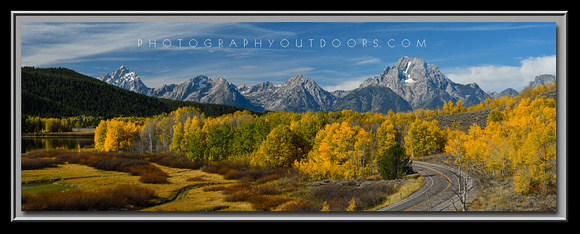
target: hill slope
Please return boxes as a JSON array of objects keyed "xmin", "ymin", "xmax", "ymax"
[
  {"xmin": 432, "ymin": 89, "xmax": 556, "ymax": 131},
  {"xmin": 330, "ymin": 85, "xmax": 412, "ymax": 113},
  {"xmin": 21, "ymin": 67, "xmax": 254, "ymax": 118}
]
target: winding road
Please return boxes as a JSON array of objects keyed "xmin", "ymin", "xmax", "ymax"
[{"xmin": 379, "ymin": 161, "xmax": 475, "ymax": 211}]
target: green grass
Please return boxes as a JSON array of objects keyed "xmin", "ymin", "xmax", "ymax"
[{"xmin": 22, "ymin": 181, "xmax": 72, "ymax": 195}]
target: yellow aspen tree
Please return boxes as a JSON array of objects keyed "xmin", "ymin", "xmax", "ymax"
[
  {"xmin": 484, "ymin": 121, "xmax": 512, "ymax": 176},
  {"xmin": 405, "ymin": 119, "xmax": 445, "ymax": 158},
  {"xmin": 296, "ymin": 122, "xmax": 372, "ymax": 180},
  {"xmin": 321, "ymin": 201, "xmax": 329, "ymax": 211},
  {"xmin": 445, "ymin": 128, "xmax": 467, "ymax": 159},
  {"xmin": 347, "ymin": 198, "xmax": 357, "ymax": 211},
  {"xmin": 511, "ymin": 98, "xmax": 556, "ymax": 194},
  {"xmin": 463, "ymin": 124, "xmax": 488, "ymax": 170},
  {"xmin": 118, "ymin": 120, "xmax": 138, "ymax": 150},
  {"xmin": 376, "ymin": 119, "xmax": 397, "ymax": 158},
  {"xmin": 170, "ymin": 121, "xmax": 184, "ymax": 155},
  {"xmin": 443, "ymin": 100, "xmax": 453, "ymax": 114},
  {"xmin": 94, "ymin": 119, "xmax": 108, "ymax": 152},
  {"xmin": 94, "ymin": 119, "xmax": 138, "ymax": 152},
  {"xmin": 454, "ymin": 99, "xmax": 467, "ymax": 113},
  {"xmin": 186, "ymin": 117, "xmax": 206, "ymax": 160},
  {"xmin": 253, "ymin": 125, "xmax": 301, "ymax": 168},
  {"xmin": 104, "ymin": 120, "xmax": 120, "ymax": 152}
]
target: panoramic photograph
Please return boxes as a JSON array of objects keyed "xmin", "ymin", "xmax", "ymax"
[{"xmin": 14, "ymin": 13, "xmax": 562, "ymax": 219}]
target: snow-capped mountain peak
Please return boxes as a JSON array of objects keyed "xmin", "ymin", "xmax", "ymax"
[
  {"xmin": 360, "ymin": 56, "xmax": 489, "ymax": 109},
  {"xmin": 97, "ymin": 65, "xmax": 150, "ymax": 94}
]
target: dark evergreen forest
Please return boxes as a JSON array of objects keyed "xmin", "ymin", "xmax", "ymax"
[{"xmin": 21, "ymin": 67, "xmax": 257, "ymax": 118}]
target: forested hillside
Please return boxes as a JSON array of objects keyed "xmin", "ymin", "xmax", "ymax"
[{"xmin": 21, "ymin": 67, "xmax": 255, "ymax": 118}]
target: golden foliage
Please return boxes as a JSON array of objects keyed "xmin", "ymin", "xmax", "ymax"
[
  {"xmin": 295, "ymin": 122, "xmax": 372, "ymax": 180},
  {"xmin": 445, "ymin": 96, "xmax": 556, "ymax": 195},
  {"xmin": 95, "ymin": 119, "xmax": 138, "ymax": 152},
  {"xmin": 404, "ymin": 119, "xmax": 445, "ymax": 158},
  {"xmin": 347, "ymin": 198, "xmax": 357, "ymax": 211},
  {"xmin": 253, "ymin": 125, "xmax": 302, "ymax": 168},
  {"xmin": 321, "ymin": 201, "xmax": 329, "ymax": 211}
]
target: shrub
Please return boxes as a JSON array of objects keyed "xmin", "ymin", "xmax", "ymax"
[
  {"xmin": 22, "ymin": 150, "xmax": 176, "ymax": 184},
  {"xmin": 21, "ymin": 149, "xmax": 71, "ymax": 170},
  {"xmin": 222, "ymin": 168, "xmax": 240, "ymax": 179},
  {"xmin": 254, "ymin": 173, "xmax": 281, "ymax": 184},
  {"xmin": 275, "ymin": 199, "xmax": 312, "ymax": 211},
  {"xmin": 186, "ymin": 176, "xmax": 207, "ymax": 181},
  {"xmin": 254, "ymin": 183, "xmax": 279, "ymax": 195},
  {"xmin": 21, "ymin": 185, "xmax": 156, "ymax": 211},
  {"xmin": 21, "ymin": 157, "xmax": 59, "ymax": 170},
  {"xmin": 203, "ymin": 161, "xmax": 244, "ymax": 174},
  {"xmin": 23, "ymin": 149, "xmax": 70, "ymax": 158},
  {"xmin": 224, "ymin": 189, "xmax": 257, "ymax": 202},
  {"xmin": 249, "ymin": 195, "xmax": 291, "ymax": 211},
  {"xmin": 309, "ymin": 182, "xmax": 396, "ymax": 211},
  {"xmin": 202, "ymin": 185, "xmax": 227, "ymax": 192},
  {"xmin": 139, "ymin": 172, "xmax": 170, "ymax": 184},
  {"xmin": 146, "ymin": 153, "xmax": 206, "ymax": 169},
  {"xmin": 226, "ymin": 169, "xmax": 281, "ymax": 182},
  {"xmin": 69, "ymin": 153, "xmax": 169, "ymax": 184}
]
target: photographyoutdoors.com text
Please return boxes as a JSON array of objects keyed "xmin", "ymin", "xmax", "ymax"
[{"xmin": 137, "ymin": 38, "xmax": 427, "ymax": 49}]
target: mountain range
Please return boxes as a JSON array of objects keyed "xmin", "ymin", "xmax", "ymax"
[{"xmin": 96, "ymin": 56, "xmax": 533, "ymax": 114}]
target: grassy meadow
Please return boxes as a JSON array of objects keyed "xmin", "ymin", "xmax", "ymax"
[{"xmin": 21, "ymin": 149, "xmax": 421, "ymax": 211}]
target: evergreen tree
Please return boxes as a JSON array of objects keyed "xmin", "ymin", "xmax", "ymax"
[{"xmin": 378, "ymin": 142, "xmax": 409, "ymax": 180}]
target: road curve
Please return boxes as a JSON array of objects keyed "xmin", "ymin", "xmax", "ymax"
[{"xmin": 378, "ymin": 161, "xmax": 474, "ymax": 211}]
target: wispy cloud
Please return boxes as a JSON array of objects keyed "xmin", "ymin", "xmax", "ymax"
[
  {"xmin": 22, "ymin": 22, "xmax": 174, "ymax": 66},
  {"xmin": 354, "ymin": 57, "xmax": 382, "ymax": 65},
  {"xmin": 20, "ymin": 22, "xmax": 296, "ymax": 67},
  {"xmin": 142, "ymin": 55, "xmax": 316, "ymax": 88},
  {"xmin": 21, "ymin": 22, "xmax": 556, "ymax": 94},
  {"xmin": 323, "ymin": 75, "xmax": 373, "ymax": 92}
]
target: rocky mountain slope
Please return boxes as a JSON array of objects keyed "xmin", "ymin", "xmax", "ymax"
[
  {"xmin": 330, "ymin": 85, "xmax": 412, "ymax": 113},
  {"xmin": 148, "ymin": 75, "xmax": 259, "ymax": 111},
  {"xmin": 487, "ymin": 88, "xmax": 519, "ymax": 99},
  {"xmin": 244, "ymin": 74, "xmax": 336, "ymax": 112},
  {"xmin": 98, "ymin": 66, "xmax": 260, "ymax": 111},
  {"xmin": 97, "ymin": 65, "xmax": 150, "ymax": 94},
  {"xmin": 360, "ymin": 56, "xmax": 489, "ymax": 110},
  {"xmin": 528, "ymin": 74, "xmax": 556, "ymax": 89},
  {"xmin": 96, "ymin": 57, "xmax": 508, "ymax": 114}
]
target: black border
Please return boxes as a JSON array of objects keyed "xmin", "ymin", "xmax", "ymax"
[{"xmin": 10, "ymin": 11, "xmax": 568, "ymax": 222}]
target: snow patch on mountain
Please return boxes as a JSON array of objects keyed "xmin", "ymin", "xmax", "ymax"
[{"xmin": 401, "ymin": 61, "xmax": 416, "ymax": 84}]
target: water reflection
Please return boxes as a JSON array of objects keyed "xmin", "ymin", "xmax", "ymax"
[{"xmin": 22, "ymin": 137, "xmax": 94, "ymax": 153}]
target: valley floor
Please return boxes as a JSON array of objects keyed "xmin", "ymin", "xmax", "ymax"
[
  {"xmin": 21, "ymin": 149, "xmax": 423, "ymax": 212},
  {"xmin": 21, "ymin": 149, "xmax": 557, "ymax": 212}
]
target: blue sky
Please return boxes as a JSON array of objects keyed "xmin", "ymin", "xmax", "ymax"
[{"xmin": 21, "ymin": 22, "xmax": 556, "ymax": 92}]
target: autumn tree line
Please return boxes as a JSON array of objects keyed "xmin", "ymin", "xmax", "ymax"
[
  {"xmin": 94, "ymin": 107, "xmax": 433, "ymax": 181},
  {"xmin": 92, "ymin": 83, "xmax": 556, "ymax": 195},
  {"xmin": 22, "ymin": 115, "xmax": 102, "ymax": 133}
]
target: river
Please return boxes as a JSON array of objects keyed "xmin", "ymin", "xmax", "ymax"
[{"xmin": 21, "ymin": 137, "xmax": 95, "ymax": 153}]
